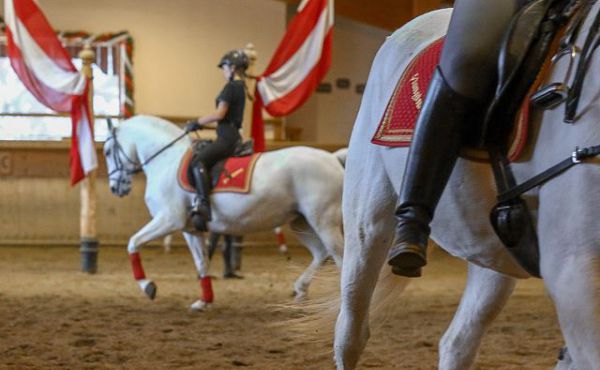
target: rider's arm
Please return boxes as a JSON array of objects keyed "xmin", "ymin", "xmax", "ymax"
[
  {"xmin": 195, "ymin": 101, "xmax": 229, "ymax": 129},
  {"xmin": 185, "ymin": 101, "xmax": 229, "ymax": 133}
]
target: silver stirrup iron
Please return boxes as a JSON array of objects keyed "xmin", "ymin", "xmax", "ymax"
[{"xmin": 531, "ymin": 44, "xmax": 579, "ymax": 109}]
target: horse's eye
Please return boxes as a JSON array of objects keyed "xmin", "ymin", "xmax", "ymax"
[{"xmin": 105, "ymin": 149, "xmax": 111, "ymax": 156}]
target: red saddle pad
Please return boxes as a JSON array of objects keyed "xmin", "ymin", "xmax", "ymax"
[
  {"xmin": 370, "ymin": 37, "xmax": 533, "ymax": 162},
  {"xmin": 178, "ymin": 151, "xmax": 262, "ymax": 194}
]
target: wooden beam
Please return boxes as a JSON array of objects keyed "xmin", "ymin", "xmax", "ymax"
[
  {"xmin": 277, "ymin": 0, "xmax": 414, "ymax": 30},
  {"xmin": 412, "ymin": 0, "xmax": 454, "ymax": 17}
]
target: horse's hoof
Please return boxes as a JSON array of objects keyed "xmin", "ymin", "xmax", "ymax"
[
  {"xmin": 144, "ymin": 281, "xmax": 157, "ymax": 300},
  {"xmin": 293, "ymin": 290, "xmax": 307, "ymax": 302},
  {"xmin": 223, "ymin": 272, "xmax": 244, "ymax": 279},
  {"xmin": 137, "ymin": 279, "xmax": 157, "ymax": 300},
  {"xmin": 189, "ymin": 299, "xmax": 211, "ymax": 312}
]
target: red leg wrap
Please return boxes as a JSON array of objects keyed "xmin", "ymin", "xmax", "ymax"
[
  {"xmin": 129, "ymin": 252, "xmax": 146, "ymax": 280},
  {"xmin": 276, "ymin": 230, "xmax": 287, "ymax": 246},
  {"xmin": 200, "ymin": 276, "xmax": 214, "ymax": 303}
]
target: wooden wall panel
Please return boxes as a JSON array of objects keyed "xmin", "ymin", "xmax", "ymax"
[{"xmin": 0, "ymin": 141, "xmax": 344, "ymax": 247}]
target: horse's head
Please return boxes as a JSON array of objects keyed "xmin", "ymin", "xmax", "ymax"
[{"xmin": 103, "ymin": 119, "xmax": 138, "ymax": 197}]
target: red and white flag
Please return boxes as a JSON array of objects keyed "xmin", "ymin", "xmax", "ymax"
[
  {"xmin": 252, "ymin": 0, "xmax": 334, "ymax": 151},
  {"xmin": 4, "ymin": 0, "xmax": 97, "ymax": 185}
]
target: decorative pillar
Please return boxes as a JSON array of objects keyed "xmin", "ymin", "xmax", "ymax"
[
  {"xmin": 79, "ymin": 44, "xmax": 99, "ymax": 274},
  {"xmin": 242, "ymin": 42, "xmax": 257, "ymax": 140}
]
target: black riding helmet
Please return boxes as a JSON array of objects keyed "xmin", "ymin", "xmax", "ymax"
[{"xmin": 217, "ymin": 49, "xmax": 249, "ymax": 71}]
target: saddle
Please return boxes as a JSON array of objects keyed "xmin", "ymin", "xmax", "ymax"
[
  {"xmin": 191, "ymin": 139, "xmax": 254, "ymax": 187},
  {"xmin": 479, "ymin": 0, "xmax": 594, "ymax": 278}
]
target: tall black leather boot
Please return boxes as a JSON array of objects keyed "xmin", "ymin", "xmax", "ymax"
[
  {"xmin": 191, "ymin": 163, "xmax": 212, "ymax": 232},
  {"xmin": 388, "ymin": 67, "xmax": 484, "ymax": 277}
]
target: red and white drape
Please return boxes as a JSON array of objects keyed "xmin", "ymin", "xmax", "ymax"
[
  {"xmin": 252, "ymin": 0, "xmax": 334, "ymax": 151},
  {"xmin": 4, "ymin": 0, "xmax": 97, "ymax": 185}
]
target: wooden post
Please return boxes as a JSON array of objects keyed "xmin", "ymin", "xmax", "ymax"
[
  {"xmin": 242, "ymin": 43, "xmax": 257, "ymax": 140},
  {"xmin": 79, "ymin": 45, "xmax": 99, "ymax": 274}
]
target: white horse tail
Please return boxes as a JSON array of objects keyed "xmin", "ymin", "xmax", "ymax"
[
  {"xmin": 276, "ymin": 265, "xmax": 340, "ymax": 347},
  {"xmin": 283, "ymin": 265, "xmax": 409, "ymax": 350},
  {"xmin": 332, "ymin": 148, "xmax": 348, "ymax": 168}
]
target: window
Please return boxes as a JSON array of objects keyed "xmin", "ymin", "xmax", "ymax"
[{"xmin": 0, "ymin": 31, "xmax": 134, "ymax": 141}]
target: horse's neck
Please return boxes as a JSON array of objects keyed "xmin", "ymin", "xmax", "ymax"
[{"xmin": 119, "ymin": 122, "xmax": 189, "ymax": 179}]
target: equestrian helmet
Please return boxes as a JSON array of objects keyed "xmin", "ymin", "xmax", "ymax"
[{"xmin": 218, "ymin": 49, "xmax": 249, "ymax": 71}]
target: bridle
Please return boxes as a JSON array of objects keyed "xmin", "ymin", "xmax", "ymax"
[
  {"xmin": 105, "ymin": 126, "xmax": 189, "ymax": 193},
  {"xmin": 105, "ymin": 130, "xmax": 140, "ymax": 194}
]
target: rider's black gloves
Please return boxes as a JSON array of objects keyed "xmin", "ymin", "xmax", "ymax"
[{"xmin": 185, "ymin": 120, "xmax": 202, "ymax": 132}]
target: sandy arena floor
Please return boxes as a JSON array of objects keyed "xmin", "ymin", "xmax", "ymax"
[{"xmin": 0, "ymin": 245, "xmax": 562, "ymax": 369}]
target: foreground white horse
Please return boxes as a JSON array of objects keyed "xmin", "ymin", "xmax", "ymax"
[
  {"xmin": 337, "ymin": 8, "xmax": 600, "ymax": 370},
  {"xmin": 104, "ymin": 115, "xmax": 344, "ymax": 310}
]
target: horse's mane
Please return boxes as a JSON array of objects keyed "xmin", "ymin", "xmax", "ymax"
[{"xmin": 118, "ymin": 115, "xmax": 186, "ymax": 145}]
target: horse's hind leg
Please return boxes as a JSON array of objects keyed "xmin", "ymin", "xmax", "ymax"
[
  {"xmin": 290, "ymin": 216, "xmax": 329, "ymax": 300},
  {"xmin": 439, "ymin": 263, "xmax": 516, "ymax": 370},
  {"xmin": 335, "ymin": 151, "xmax": 402, "ymax": 370}
]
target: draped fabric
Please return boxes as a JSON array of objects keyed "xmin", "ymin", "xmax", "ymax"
[
  {"xmin": 252, "ymin": 0, "xmax": 334, "ymax": 151},
  {"xmin": 4, "ymin": 0, "xmax": 97, "ymax": 185}
]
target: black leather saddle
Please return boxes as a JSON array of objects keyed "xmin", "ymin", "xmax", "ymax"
[{"xmin": 190, "ymin": 139, "xmax": 254, "ymax": 188}]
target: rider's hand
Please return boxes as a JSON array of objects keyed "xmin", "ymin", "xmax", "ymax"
[{"xmin": 185, "ymin": 119, "xmax": 202, "ymax": 133}]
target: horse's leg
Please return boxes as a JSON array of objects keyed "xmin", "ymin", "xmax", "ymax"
[
  {"xmin": 306, "ymin": 206, "xmax": 344, "ymax": 268},
  {"xmin": 537, "ymin": 171, "xmax": 600, "ymax": 370},
  {"xmin": 290, "ymin": 216, "xmax": 329, "ymax": 301},
  {"xmin": 335, "ymin": 151, "xmax": 402, "ymax": 370},
  {"xmin": 543, "ymin": 253, "xmax": 600, "ymax": 369},
  {"xmin": 182, "ymin": 232, "xmax": 214, "ymax": 312},
  {"xmin": 439, "ymin": 263, "xmax": 516, "ymax": 370},
  {"xmin": 127, "ymin": 214, "xmax": 181, "ymax": 299}
]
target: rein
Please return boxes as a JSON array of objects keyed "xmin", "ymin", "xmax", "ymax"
[{"xmin": 107, "ymin": 129, "xmax": 188, "ymax": 180}]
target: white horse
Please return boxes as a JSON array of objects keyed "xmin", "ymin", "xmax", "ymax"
[
  {"xmin": 336, "ymin": 7, "xmax": 600, "ymax": 370},
  {"xmin": 103, "ymin": 115, "xmax": 344, "ymax": 310}
]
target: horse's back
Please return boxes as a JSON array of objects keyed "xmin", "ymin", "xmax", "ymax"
[
  {"xmin": 209, "ymin": 146, "xmax": 343, "ymax": 234},
  {"xmin": 345, "ymin": 8, "xmax": 529, "ymax": 277},
  {"xmin": 257, "ymin": 146, "xmax": 344, "ymax": 195}
]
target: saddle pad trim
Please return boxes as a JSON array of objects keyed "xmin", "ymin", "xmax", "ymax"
[
  {"xmin": 177, "ymin": 149, "xmax": 195, "ymax": 193},
  {"xmin": 371, "ymin": 37, "xmax": 445, "ymax": 147}
]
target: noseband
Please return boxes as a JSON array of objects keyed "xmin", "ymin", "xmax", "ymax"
[
  {"xmin": 106, "ymin": 128, "xmax": 189, "ymax": 193},
  {"xmin": 106, "ymin": 132, "xmax": 141, "ymax": 194}
]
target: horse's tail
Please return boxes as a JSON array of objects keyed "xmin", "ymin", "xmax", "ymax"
[
  {"xmin": 332, "ymin": 148, "xmax": 348, "ymax": 168},
  {"xmin": 280, "ymin": 264, "xmax": 409, "ymax": 353}
]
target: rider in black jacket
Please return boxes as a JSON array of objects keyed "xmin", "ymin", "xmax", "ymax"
[
  {"xmin": 185, "ymin": 49, "xmax": 248, "ymax": 231},
  {"xmin": 388, "ymin": 0, "xmax": 532, "ymax": 277}
]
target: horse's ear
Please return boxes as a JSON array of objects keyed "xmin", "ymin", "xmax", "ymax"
[{"xmin": 107, "ymin": 118, "xmax": 113, "ymax": 132}]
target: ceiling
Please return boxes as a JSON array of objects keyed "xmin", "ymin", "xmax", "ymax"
[{"xmin": 276, "ymin": 0, "xmax": 453, "ymax": 30}]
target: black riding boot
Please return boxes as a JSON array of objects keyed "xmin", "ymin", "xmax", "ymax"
[
  {"xmin": 388, "ymin": 68, "xmax": 484, "ymax": 277},
  {"xmin": 191, "ymin": 164, "xmax": 212, "ymax": 232}
]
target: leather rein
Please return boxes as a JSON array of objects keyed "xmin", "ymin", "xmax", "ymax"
[{"xmin": 106, "ymin": 128, "xmax": 188, "ymax": 186}]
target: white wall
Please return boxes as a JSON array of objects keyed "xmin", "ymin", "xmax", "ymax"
[{"xmin": 0, "ymin": 0, "xmax": 286, "ymax": 118}]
